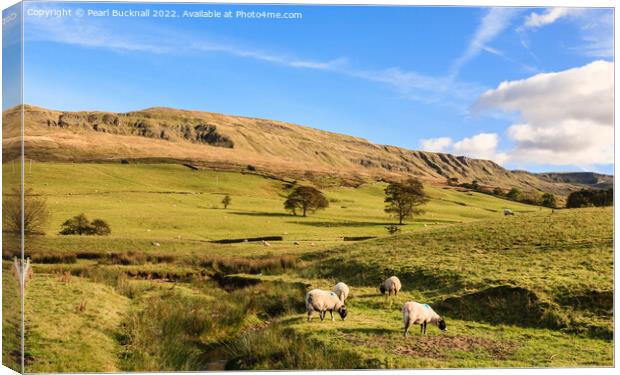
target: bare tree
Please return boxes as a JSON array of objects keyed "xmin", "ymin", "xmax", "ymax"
[{"xmin": 2, "ymin": 188, "xmax": 49, "ymax": 234}]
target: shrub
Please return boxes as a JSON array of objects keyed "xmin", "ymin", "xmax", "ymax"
[
  {"xmin": 92, "ymin": 219, "xmax": 111, "ymax": 235},
  {"xmin": 59, "ymin": 213, "xmax": 111, "ymax": 236},
  {"xmin": 542, "ymin": 193, "xmax": 557, "ymax": 208},
  {"xmin": 385, "ymin": 224, "xmax": 401, "ymax": 235},
  {"xmin": 222, "ymin": 195, "xmax": 232, "ymax": 209},
  {"xmin": 566, "ymin": 188, "xmax": 613, "ymax": 208},
  {"xmin": 506, "ymin": 187, "xmax": 522, "ymax": 201}
]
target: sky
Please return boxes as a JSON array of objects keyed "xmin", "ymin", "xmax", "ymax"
[{"xmin": 4, "ymin": 2, "xmax": 614, "ymax": 174}]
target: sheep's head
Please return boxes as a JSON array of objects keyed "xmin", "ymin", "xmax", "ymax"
[
  {"xmin": 437, "ymin": 318, "xmax": 447, "ymax": 331},
  {"xmin": 379, "ymin": 285, "xmax": 386, "ymax": 294},
  {"xmin": 338, "ymin": 306, "xmax": 348, "ymax": 320}
]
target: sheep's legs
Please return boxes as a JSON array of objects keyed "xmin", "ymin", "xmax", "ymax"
[
  {"xmin": 423, "ymin": 322, "xmax": 427, "ymax": 335},
  {"xmin": 307, "ymin": 310, "xmax": 313, "ymax": 322},
  {"xmin": 320, "ymin": 311, "xmax": 326, "ymax": 321},
  {"xmin": 420, "ymin": 324, "xmax": 424, "ymax": 334},
  {"xmin": 329, "ymin": 310, "xmax": 334, "ymax": 321},
  {"xmin": 404, "ymin": 324, "xmax": 410, "ymax": 337}
]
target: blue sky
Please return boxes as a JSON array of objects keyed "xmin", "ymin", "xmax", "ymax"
[{"xmin": 7, "ymin": 2, "xmax": 615, "ymax": 173}]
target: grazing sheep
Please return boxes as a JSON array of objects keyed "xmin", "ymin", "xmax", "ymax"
[
  {"xmin": 305, "ymin": 289, "xmax": 348, "ymax": 322},
  {"xmin": 503, "ymin": 209, "xmax": 514, "ymax": 216},
  {"xmin": 402, "ymin": 301, "xmax": 447, "ymax": 337},
  {"xmin": 379, "ymin": 276, "xmax": 401, "ymax": 296},
  {"xmin": 333, "ymin": 282, "xmax": 350, "ymax": 303}
]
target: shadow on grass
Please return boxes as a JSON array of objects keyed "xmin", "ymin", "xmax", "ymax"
[
  {"xmin": 288, "ymin": 221, "xmax": 390, "ymax": 228},
  {"xmin": 338, "ymin": 327, "xmax": 395, "ymax": 336},
  {"xmin": 229, "ymin": 210, "xmax": 293, "ymax": 218}
]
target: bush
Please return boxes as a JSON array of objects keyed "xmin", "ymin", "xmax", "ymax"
[
  {"xmin": 59, "ymin": 213, "xmax": 111, "ymax": 236},
  {"xmin": 92, "ymin": 219, "xmax": 111, "ymax": 235},
  {"xmin": 506, "ymin": 187, "xmax": 522, "ymax": 201},
  {"xmin": 385, "ymin": 224, "xmax": 401, "ymax": 235},
  {"xmin": 566, "ymin": 188, "xmax": 613, "ymax": 208},
  {"xmin": 2, "ymin": 188, "xmax": 49, "ymax": 234},
  {"xmin": 542, "ymin": 193, "xmax": 557, "ymax": 208},
  {"xmin": 222, "ymin": 195, "xmax": 232, "ymax": 209}
]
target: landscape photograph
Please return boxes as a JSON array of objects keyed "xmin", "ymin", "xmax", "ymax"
[{"xmin": 1, "ymin": 1, "xmax": 614, "ymax": 372}]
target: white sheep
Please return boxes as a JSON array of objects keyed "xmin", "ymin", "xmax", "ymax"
[
  {"xmin": 305, "ymin": 289, "xmax": 348, "ymax": 321},
  {"xmin": 333, "ymin": 282, "xmax": 350, "ymax": 303},
  {"xmin": 379, "ymin": 276, "xmax": 401, "ymax": 296},
  {"xmin": 402, "ymin": 301, "xmax": 447, "ymax": 337}
]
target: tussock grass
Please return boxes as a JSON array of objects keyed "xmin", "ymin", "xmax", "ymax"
[
  {"xmin": 224, "ymin": 326, "xmax": 375, "ymax": 370},
  {"xmin": 119, "ymin": 281, "xmax": 306, "ymax": 371},
  {"xmin": 1, "ymin": 262, "xmax": 22, "ymax": 372},
  {"xmin": 199, "ymin": 254, "xmax": 298, "ymax": 275},
  {"xmin": 22, "ymin": 274, "xmax": 130, "ymax": 372}
]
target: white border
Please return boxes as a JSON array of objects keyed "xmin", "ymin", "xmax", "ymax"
[{"xmin": 0, "ymin": 1, "xmax": 617, "ymax": 375}]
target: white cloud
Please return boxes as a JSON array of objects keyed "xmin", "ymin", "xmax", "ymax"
[
  {"xmin": 25, "ymin": 9, "xmax": 488, "ymax": 111},
  {"xmin": 522, "ymin": 8, "xmax": 572, "ymax": 29},
  {"xmin": 27, "ymin": 14, "xmax": 346, "ymax": 72},
  {"xmin": 452, "ymin": 133, "xmax": 502, "ymax": 161},
  {"xmin": 473, "ymin": 60, "xmax": 613, "ymax": 167},
  {"xmin": 351, "ymin": 67, "xmax": 486, "ymax": 111},
  {"xmin": 518, "ymin": 8, "xmax": 612, "ymax": 58},
  {"xmin": 419, "ymin": 133, "xmax": 507, "ymax": 164},
  {"xmin": 419, "ymin": 137, "xmax": 453, "ymax": 152},
  {"xmin": 450, "ymin": 8, "xmax": 521, "ymax": 78}
]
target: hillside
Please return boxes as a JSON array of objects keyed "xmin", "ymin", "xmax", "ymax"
[
  {"xmin": 2, "ymin": 105, "xmax": 612, "ymax": 196},
  {"xmin": 536, "ymin": 172, "xmax": 613, "ymax": 190},
  {"xmin": 2, "ymin": 162, "xmax": 612, "ymax": 370}
]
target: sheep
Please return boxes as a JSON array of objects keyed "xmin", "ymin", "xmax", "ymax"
[
  {"xmin": 503, "ymin": 209, "xmax": 514, "ymax": 216},
  {"xmin": 305, "ymin": 289, "xmax": 348, "ymax": 322},
  {"xmin": 402, "ymin": 301, "xmax": 447, "ymax": 337},
  {"xmin": 379, "ymin": 276, "xmax": 401, "ymax": 296},
  {"xmin": 333, "ymin": 282, "xmax": 350, "ymax": 303}
]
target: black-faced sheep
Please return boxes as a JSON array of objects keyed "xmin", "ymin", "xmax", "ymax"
[
  {"xmin": 379, "ymin": 276, "xmax": 401, "ymax": 296},
  {"xmin": 402, "ymin": 301, "xmax": 447, "ymax": 337},
  {"xmin": 305, "ymin": 289, "xmax": 348, "ymax": 322},
  {"xmin": 333, "ymin": 282, "xmax": 350, "ymax": 303}
]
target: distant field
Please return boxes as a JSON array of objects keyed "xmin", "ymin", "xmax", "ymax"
[
  {"xmin": 4, "ymin": 162, "xmax": 539, "ymax": 242},
  {"xmin": 1, "ymin": 162, "xmax": 612, "ymax": 371}
]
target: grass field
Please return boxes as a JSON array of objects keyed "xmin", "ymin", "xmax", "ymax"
[
  {"xmin": 4, "ymin": 162, "xmax": 539, "ymax": 241},
  {"xmin": 1, "ymin": 162, "xmax": 613, "ymax": 371}
]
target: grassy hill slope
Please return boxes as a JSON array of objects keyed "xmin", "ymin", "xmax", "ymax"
[
  {"xmin": 1, "ymin": 161, "xmax": 612, "ymax": 370},
  {"xmin": 270, "ymin": 207, "xmax": 613, "ymax": 368},
  {"xmin": 5, "ymin": 162, "xmax": 541, "ymax": 244}
]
